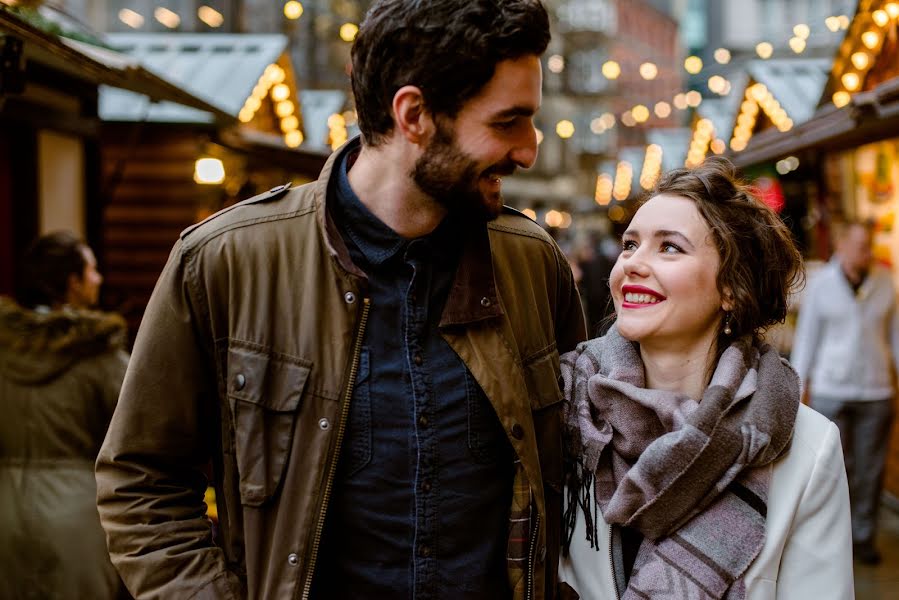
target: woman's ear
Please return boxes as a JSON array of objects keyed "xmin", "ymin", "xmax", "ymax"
[
  {"xmin": 721, "ymin": 288, "xmax": 735, "ymax": 312},
  {"xmin": 392, "ymin": 85, "xmax": 433, "ymax": 145}
]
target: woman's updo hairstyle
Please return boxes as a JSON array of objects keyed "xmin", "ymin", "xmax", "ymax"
[{"xmin": 647, "ymin": 156, "xmax": 804, "ymax": 345}]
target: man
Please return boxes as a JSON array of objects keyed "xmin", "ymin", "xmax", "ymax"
[
  {"xmin": 791, "ymin": 220, "xmax": 897, "ymax": 565},
  {"xmin": 95, "ymin": 1, "xmax": 586, "ymax": 598}
]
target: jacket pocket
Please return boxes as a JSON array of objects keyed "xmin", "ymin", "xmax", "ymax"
[
  {"xmin": 467, "ymin": 368, "xmax": 511, "ymax": 464},
  {"xmin": 524, "ymin": 347, "xmax": 563, "ymax": 493},
  {"xmin": 227, "ymin": 345, "xmax": 312, "ymax": 507}
]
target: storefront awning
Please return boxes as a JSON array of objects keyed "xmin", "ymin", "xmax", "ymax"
[
  {"xmin": 732, "ymin": 75, "xmax": 899, "ymax": 168},
  {"xmin": 0, "ymin": 9, "xmax": 232, "ymax": 122}
]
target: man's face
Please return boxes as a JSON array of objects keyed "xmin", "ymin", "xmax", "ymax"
[
  {"xmin": 839, "ymin": 224, "xmax": 873, "ymax": 274},
  {"xmin": 412, "ymin": 55, "xmax": 542, "ymax": 220}
]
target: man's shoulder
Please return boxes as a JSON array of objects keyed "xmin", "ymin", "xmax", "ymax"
[
  {"xmin": 179, "ymin": 182, "xmax": 318, "ymax": 249},
  {"xmin": 489, "ymin": 207, "xmax": 557, "ymax": 246}
]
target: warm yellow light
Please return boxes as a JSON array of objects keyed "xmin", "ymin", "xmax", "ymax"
[
  {"xmin": 710, "ymin": 139, "xmax": 726, "ymax": 154},
  {"xmin": 276, "ymin": 100, "xmax": 295, "ymax": 118},
  {"xmin": 755, "ymin": 42, "xmax": 773, "ymax": 59},
  {"xmin": 281, "ymin": 115, "xmax": 299, "ymax": 131},
  {"xmin": 590, "ymin": 118, "xmax": 606, "ymax": 134},
  {"xmin": 621, "ymin": 111, "xmax": 637, "ymax": 127},
  {"xmin": 862, "ymin": 30, "xmax": 880, "ymax": 49},
  {"xmin": 632, "ymin": 104, "xmax": 650, "ymax": 123},
  {"xmin": 556, "ymin": 120, "xmax": 575, "ymax": 139},
  {"xmin": 154, "ymin": 7, "xmax": 181, "ymax": 28},
  {"xmin": 731, "ymin": 138, "xmax": 747, "ymax": 151},
  {"xmin": 639, "ymin": 62, "xmax": 658, "ymax": 80},
  {"xmin": 328, "ymin": 113, "xmax": 346, "ymax": 128},
  {"xmin": 522, "ymin": 208, "xmax": 538, "ymax": 220},
  {"xmin": 714, "ymin": 48, "xmax": 731, "ymax": 64},
  {"xmin": 825, "ymin": 16, "xmax": 841, "ymax": 32},
  {"xmin": 654, "ymin": 101, "xmax": 671, "ymax": 118},
  {"xmin": 547, "ymin": 55, "xmax": 565, "ymax": 74},
  {"xmin": 750, "ymin": 83, "xmax": 768, "ymax": 102},
  {"xmin": 697, "ymin": 118, "xmax": 714, "ymax": 134},
  {"xmin": 832, "ymin": 90, "xmax": 851, "ymax": 108},
  {"xmin": 873, "ymin": 9, "xmax": 890, "ymax": 27},
  {"xmin": 685, "ymin": 90, "xmax": 702, "ymax": 107},
  {"xmin": 271, "ymin": 83, "xmax": 290, "ymax": 102},
  {"xmin": 708, "ymin": 75, "xmax": 727, "ymax": 94},
  {"xmin": 238, "ymin": 108, "xmax": 254, "ymax": 123},
  {"xmin": 545, "ymin": 210, "xmax": 564, "ymax": 228},
  {"xmin": 118, "ymin": 8, "xmax": 145, "ymax": 28},
  {"xmin": 595, "ymin": 174, "xmax": 613, "ymax": 206},
  {"xmin": 245, "ymin": 97, "xmax": 261, "ymax": 112},
  {"xmin": 284, "ymin": 130, "xmax": 304, "ymax": 148},
  {"xmin": 851, "ymin": 51, "xmax": 870, "ymax": 70},
  {"xmin": 284, "ymin": 1, "xmax": 304, "ymax": 20},
  {"xmin": 535, "ymin": 128, "xmax": 544, "ymax": 145},
  {"xmin": 842, "ymin": 72, "xmax": 861, "ymax": 91},
  {"xmin": 194, "ymin": 158, "xmax": 225, "ymax": 184},
  {"xmin": 599, "ymin": 113, "xmax": 616, "ymax": 128},
  {"xmin": 684, "ymin": 55, "xmax": 703, "ymax": 74},
  {"xmin": 559, "ymin": 212, "xmax": 573, "ymax": 229},
  {"xmin": 265, "ymin": 64, "xmax": 286, "ymax": 84},
  {"xmin": 793, "ymin": 23, "xmax": 810, "ymax": 39},
  {"xmin": 789, "ymin": 37, "xmax": 806, "ymax": 53},
  {"xmin": 198, "ymin": 6, "xmax": 224, "ymax": 27},
  {"xmin": 602, "ymin": 60, "xmax": 621, "ymax": 80},
  {"xmin": 340, "ymin": 23, "xmax": 359, "ymax": 42},
  {"xmin": 838, "ymin": 15, "xmax": 850, "ymax": 29},
  {"xmin": 887, "ymin": 3, "xmax": 899, "ymax": 18},
  {"xmin": 673, "ymin": 93, "xmax": 688, "ymax": 110}
]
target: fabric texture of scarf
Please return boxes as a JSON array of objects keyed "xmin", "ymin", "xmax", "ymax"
[{"xmin": 562, "ymin": 326, "xmax": 800, "ymax": 599}]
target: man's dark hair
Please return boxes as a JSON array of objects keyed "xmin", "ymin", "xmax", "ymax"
[
  {"xmin": 351, "ymin": 0, "xmax": 551, "ymax": 146},
  {"xmin": 16, "ymin": 231, "xmax": 87, "ymax": 308}
]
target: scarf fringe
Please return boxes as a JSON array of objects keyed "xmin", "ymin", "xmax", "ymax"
[{"xmin": 563, "ymin": 458, "xmax": 600, "ymax": 556}]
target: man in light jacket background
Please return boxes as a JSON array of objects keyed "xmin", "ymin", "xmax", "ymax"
[{"xmin": 791, "ymin": 220, "xmax": 898, "ymax": 565}]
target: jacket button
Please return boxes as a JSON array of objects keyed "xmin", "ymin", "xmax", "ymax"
[
  {"xmin": 418, "ymin": 545, "xmax": 431, "ymax": 558},
  {"xmin": 414, "ymin": 354, "xmax": 423, "ymax": 366},
  {"xmin": 287, "ymin": 553, "xmax": 299, "ymax": 566},
  {"xmin": 480, "ymin": 297, "xmax": 491, "ymax": 307},
  {"xmin": 318, "ymin": 418, "xmax": 330, "ymax": 430},
  {"xmin": 344, "ymin": 292, "xmax": 356, "ymax": 304},
  {"xmin": 511, "ymin": 423, "xmax": 525, "ymax": 440},
  {"xmin": 234, "ymin": 374, "xmax": 246, "ymax": 391}
]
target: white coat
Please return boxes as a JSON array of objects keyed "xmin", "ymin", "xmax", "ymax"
[{"xmin": 559, "ymin": 404, "xmax": 854, "ymax": 599}]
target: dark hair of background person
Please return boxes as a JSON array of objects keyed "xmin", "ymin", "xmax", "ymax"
[
  {"xmin": 351, "ymin": 0, "xmax": 551, "ymax": 146},
  {"xmin": 646, "ymin": 156, "xmax": 805, "ymax": 356},
  {"xmin": 16, "ymin": 231, "xmax": 88, "ymax": 309}
]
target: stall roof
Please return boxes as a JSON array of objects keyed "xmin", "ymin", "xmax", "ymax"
[
  {"xmin": 0, "ymin": 9, "xmax": 231, "ymax": 121},
  {"xmin": 98, "ymin": 33, "xmax": 287, "ymax": 123},
  {"xmin": 744, "ymin": 59, "xmax": 831, "ymax": 126}
]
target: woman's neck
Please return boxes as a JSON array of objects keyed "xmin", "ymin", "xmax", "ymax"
[{"xmin": 639, "ymin": 337, "xmax": 717, "ymax": 401}]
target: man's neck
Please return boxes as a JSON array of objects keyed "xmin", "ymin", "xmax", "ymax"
[
  {"xmin": 346, "ymin": 144, "xmax": 447, "ymax": 239},
  {"xmin": 639, "ymin": 336, "xmax": 717, "ymax": 401}
]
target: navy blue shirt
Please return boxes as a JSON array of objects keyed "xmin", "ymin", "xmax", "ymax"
[{"xmin": 312, "ymin": 152, "xmax": 514, "ymax": 599}]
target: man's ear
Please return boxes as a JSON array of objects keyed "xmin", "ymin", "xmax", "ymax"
[{"xmin": 392, "ymin": 85, "xmax": 433, "ymax": 145}]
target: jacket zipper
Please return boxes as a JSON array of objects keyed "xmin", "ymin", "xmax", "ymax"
[
  {"xmin": 300, "ymin": 298, "xmax": 371, "ymax": 600},
  {"xmin": 609, "ymin": 523, "xmax": 620, "ymax": 600},
  {"xmin": 526, "ymin": 512, "xmax": 540, "ymax": 600}
]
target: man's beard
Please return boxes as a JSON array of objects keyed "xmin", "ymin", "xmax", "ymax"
[{"xmin": 411, "ymin": 119, "xmax": 516, "ymax": 221}]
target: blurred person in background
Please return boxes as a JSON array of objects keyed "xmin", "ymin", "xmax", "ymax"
[
  {"xmin": 0, "ymin": 231, "xmax": 129, "ymax": 599},
  {"xmin": 576, "ymin": 237, "xmax": 615, "ymax": 337},
  {"xmin": 791, "ymin": 220, "xmax": 898, "ymax": 565}
]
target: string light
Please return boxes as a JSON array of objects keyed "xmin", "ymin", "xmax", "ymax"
[
  {"xmin": 654, "ymin": 101, "xmax": 671, "ymax": 118},
  {"xmin": 595, "ymin": 174, "xmax": 613, "ymax": 206},
  {"xmin": 714, "ymin": 48, "xmax": 731, "ymax": 64},
  {"xmin": 640, "ymin": 144, "xmax": 663, "ymax": 190},
  {"xmin": 825, "ymin": 16, "xmax": 841, "ymax": 32},
  {"xmin": 793, "ymin": 24, "xmax": 810, "ymax": 39},
  {"xmin": 862, "ymin": 30, "xmax": 880, "ymax": 50},
  {"xmin": 198, "ymin": 6, "xmax": 224, "ymax": 28},
  {"xmin": 684, "ymin": 56, "xmax": 703, "ymax": 74},
  {"xmin": 547, "ymin": 55, "xmax": 565, "ymax": 74},
  {"xmin": 832, "ymin": 91, "xmax": 851, "ymax": 108},
  {"xmin": 841, "ymin": 72, "xmax": 861, "ymax": 92},
  {"xmin": 872, "ymin": 9, "xmax": 889, "ymax": 27},
  {"xmin": 556, "ymin": 120, "xmax": 575, "ymax": 139},
  {"xmin": 886, "ymin": 3, "xmax": 899, "ymax": 18},
  {"xmin": 284, "ymin": 1, "xmax": 304, "ymax": 20},
  {"xmin": 639, "ymin": 62, "xmax": 658, "ymax": 80},
  {"xmin": 602, "ymin": 60, "xmax": 621, "ymax": 80},
  {"xmin": 851, "ymin": 51, "xmax": 870, "ymax": 70},
  {"xmin": 154, "ymin": 7, "xmax": 180, "ymax": 28},
  {"xmin": 612, "ymin": 161, "xmax": 633, "ymax": 201},
  {"xmin": 340, "ymin": 23, "xmax": 359, "ymax": 42},
  {"xmin": 631, "ymin": 104, "xmax": 650, "ymax": 123},
  {"xmin": 789, "ymin": 37, "xmax": 806, "ymax": 53},
  {"xmin": 755, "ymin": 42, "xmax": 773, "ymax": 59},
  {"xmin": 118, "ymin": 8, "xmax": 144, "ymax": 28},
  {"xmin": 685, "ymin": 90, "xmax": 702, "ymax": 107}
]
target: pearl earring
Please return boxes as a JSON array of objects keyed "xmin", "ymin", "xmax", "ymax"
[{"xmin": 724, "ymin": 313, "xmax": 733, "ymax": 336}]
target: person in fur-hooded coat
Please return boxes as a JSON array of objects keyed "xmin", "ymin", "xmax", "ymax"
[{"xmin": 0, "ymin": 232, "xmax": 129, "ymax": 599}]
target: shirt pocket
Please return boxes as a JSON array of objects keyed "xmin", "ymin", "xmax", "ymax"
[
  {"xmin": 343, "ymin": 347, "xmax": 371, "ymax": 476},
  {"xmin": 227, "ymin": 344, "xmax": 312, "ymax": 507}
]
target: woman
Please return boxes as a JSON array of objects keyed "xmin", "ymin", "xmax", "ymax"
[
  {"xmin": 559, "ymin": 157, "xmax": 853, "ymax": 599},
  {"xmin": 0, "ymin": 232, "xmax": 129, "ymax": 599}
]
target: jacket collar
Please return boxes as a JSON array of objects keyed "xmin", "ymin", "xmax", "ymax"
[{"xmin": 314, "ymin": 136, "xmax": 503, "ymax": 325}]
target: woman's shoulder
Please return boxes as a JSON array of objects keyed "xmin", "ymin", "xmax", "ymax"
[{"xmin": 774, "ymin": 404, "xmax": 840, "ymax": 472}]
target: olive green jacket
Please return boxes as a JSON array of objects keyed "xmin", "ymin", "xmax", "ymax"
[
  {"xmin": 0, "ymin": 298, "xmax": 128, "ymax": 599},
  {"xmin": 96, "ymin": 139, "xmax": 586, "ymax": 600}
]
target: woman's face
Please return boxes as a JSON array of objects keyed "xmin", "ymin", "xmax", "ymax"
[{"xmin": 610, "ymin": 194, "xmax": 727, "ymax": 349}]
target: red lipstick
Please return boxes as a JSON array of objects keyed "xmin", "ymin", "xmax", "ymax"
[{"xmin": 620, "ymin": 285, "xmax": 666, "ymax": 309}]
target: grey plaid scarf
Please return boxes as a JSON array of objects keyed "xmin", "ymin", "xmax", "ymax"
[{"xmin": 562, "ymin": 326, "xmax": 799, "ymax": 599}]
